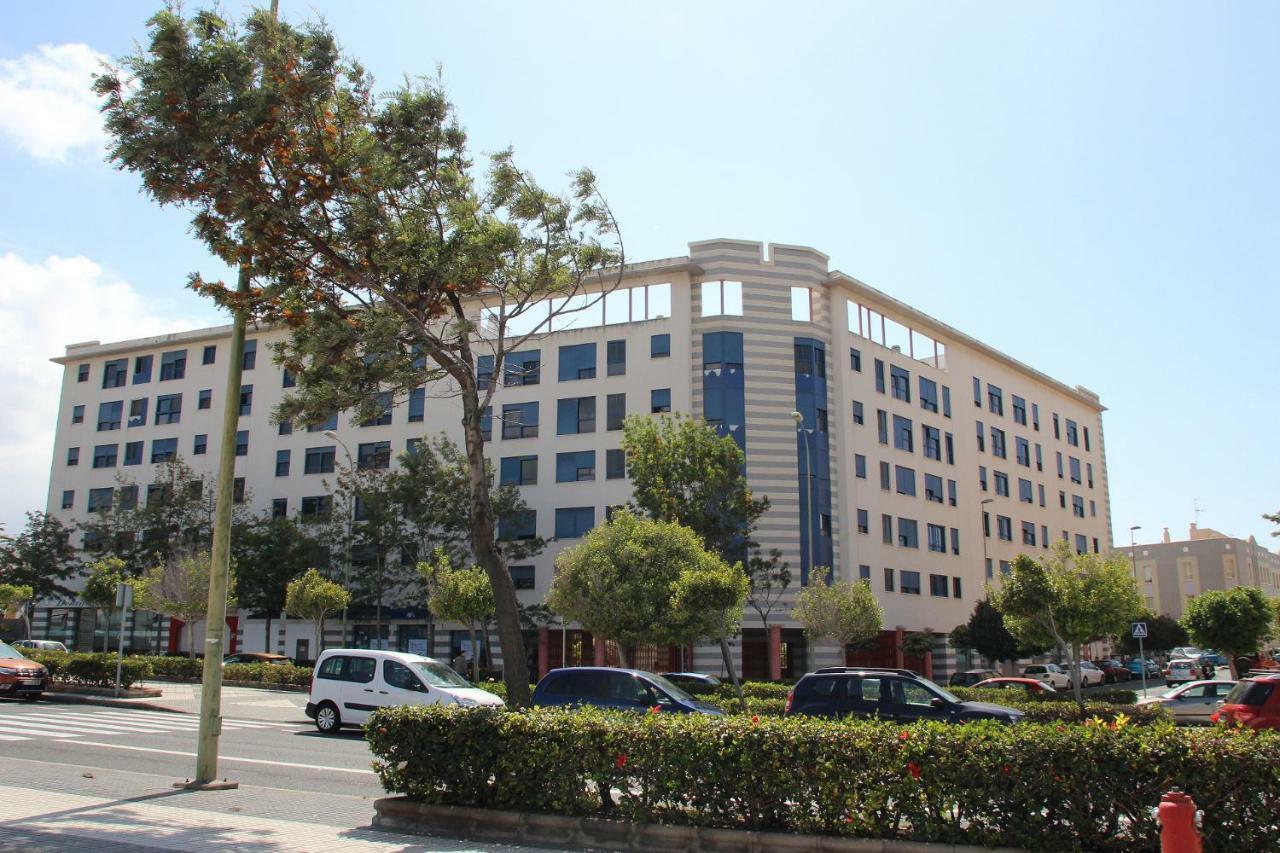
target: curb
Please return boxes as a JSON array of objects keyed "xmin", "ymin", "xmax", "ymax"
[{"xmin": 39, "ymin": 691, "xmax": 187, "ymax": 714}]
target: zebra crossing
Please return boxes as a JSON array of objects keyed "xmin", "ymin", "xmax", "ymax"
[{"xmin": 0, "ymin": 705, "xmax": 280, "ymax": 742}]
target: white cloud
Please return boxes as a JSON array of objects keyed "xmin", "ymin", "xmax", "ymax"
[
  {"xmin": 0, "ymin": 253, "xmax": 210, "ymax": 535},
  {"xmin": 0, "ymin": 43, "xmax": 110, "ymax": 162}
]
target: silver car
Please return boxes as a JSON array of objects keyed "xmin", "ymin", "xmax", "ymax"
[{"xmin": 1138, "ymin": 680, "xmax": 1236, "ymax": 724}]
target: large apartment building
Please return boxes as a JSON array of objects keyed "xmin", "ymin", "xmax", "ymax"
[
  {"xmin": 41, "ymin": 238, "xmax": 1112, "ymax": 678},
  {"xmin": 1117, "ymin": 524, "xmax": 1280, "ymax": 620}
]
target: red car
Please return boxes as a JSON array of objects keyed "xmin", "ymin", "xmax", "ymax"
[
  {"xmin": 1091, "ymin": 659, "xmax": 1131, "ymax": 683},
  {"xmin": 972, "ymin": 677, "xmax": 1058, "ymax": 696},
  {"xmin": 1212, "ymin": 673, "xmax": 1280, "ymax": 731}
]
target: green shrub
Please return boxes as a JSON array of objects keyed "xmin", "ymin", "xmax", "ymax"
[
  {"xmin": 148, "ymin": 656, "xmax": 204, "ymax": 680},
  {"xmin": 26, "ymin": 651, "xmax": 152, "ymax": 688},
  {"xmin": 222, "ymin": 662, "xmax": 312, "ymax": 687},
  {"xmin": 952, "ymin": 686, "xmax": 1139, "ymax": 705},
  {"xmin": 367, "ymin": 707, "xmax": 1279, "ymax": 849}
]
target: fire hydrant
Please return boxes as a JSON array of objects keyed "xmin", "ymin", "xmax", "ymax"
[{"xmin": 1158, "ymin": 788, "xmax": 1202, "ymax": 853}]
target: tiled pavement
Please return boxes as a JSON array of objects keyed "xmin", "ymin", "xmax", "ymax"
[{"xmin": 49, "ymin": 682, "xmax": 311, "ymax": 723}]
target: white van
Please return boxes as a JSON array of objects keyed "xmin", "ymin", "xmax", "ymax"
[{"xmin": 305, "ymin": 648, "xmax": 504, "ymax": 733}]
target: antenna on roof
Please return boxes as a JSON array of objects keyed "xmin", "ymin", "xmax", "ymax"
[{"xmin": 1193, "ymin": 498, "xmax": 1204, "ymax": 526}]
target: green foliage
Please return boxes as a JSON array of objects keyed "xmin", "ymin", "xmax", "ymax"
[
  {"xmin": 285, "ymin": 568, "xmax": 350, "ymax": 652},
  {"xmin": 81, "ymin": 558, "xmax": 126, "ymax": 609},
  {"xmin": 899, "ymin": 629, "xmax": 936, "ymax": 658},
  {"xmin": 233, "ymin": 514, "xmax": 327, "ymax": 623},
  {"xmin": 0, "ymin": 511, "xmax": 79, "ymax": 601},
  {"xmin": 147, "ymin": 655, "xmax": 205, "ymax": 680},
  {"xmin": 1183, "ymin": 587, "xmax": 1275, "ymax": 671},
  {"xmin": 745, "ymin": 547, "xmax": 791, "ymax": 631},
  {"xmin": 25, "ymin": 649, "xmax": 310, "ymax": 688},
  {"xmin": 131, "ymin": 552, "xmax": 235, "ymax": 657},
  {"xmin": 367, "ymin": 706, "xmax": 1278, "ymax": 848},
  {"xmin": 790, "ymin": 569, "xmax": 882, "ymax": 650},
  {"xmin": 219, "ymin": 662, "xmax": 312, "ymax": 687},
  {"xmin": 421, "ymin": 550, "xmax": 495, "ymax": 626},
  {"xmin": 963, "ymin": 598, "xmax": 1047, "ymax": 664},
  {"xmin": 0, "ymin": 583, "xmax": 34, "ymax": 613},
  {"xmin": 1117, "ymin": 612, "xmax": 1188, "ymax": 655},
  {"xmin": 24, "ymin": 650, "xmax": 152, "ymax": 689}
]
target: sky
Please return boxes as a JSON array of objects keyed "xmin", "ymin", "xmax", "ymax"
[{"xmin": 1, "ymin": 2, "xmax": 1276, "ymax": 549}]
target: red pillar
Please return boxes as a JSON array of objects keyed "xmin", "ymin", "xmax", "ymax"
[
  {"xmin": 768, "ymin": 625, "xmax": 783, "ymax": 681},
  {"xmin": 894, "ymin": 627, "xmax": 905, "ymax": 669},
  {"xmin": 593, "ymin": 635, "xmax": 607, "ymax": 666},
  {"xmin": 923, "ymin": 649, "xmax": 933, "ymax": 680},
  {"xmin": 226, "ymin": 616, "xmax": 239, "ymax": 654},
  {"xmin": 537, "ymin": 625, "xmax": 550, "ymax": 679}
]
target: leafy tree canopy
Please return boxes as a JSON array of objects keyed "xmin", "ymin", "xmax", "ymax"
[
  {"xmin": 791, "ymin": 569, "xmax": 883, "ymax": 650},
  {"xmin": 82, "ymin": 557, "xmax": 127, "ymax": 609},
  {"xmin": 1182, "ymin": 587, "xmax": 1275, "ymax": 675},
  {"xmin": 285, "ymin": 567, "xmax": 350, "ymax": 653},
  {"xmin": 1116, "ymin": 612, "xmax": 1188, "ymax": 655},
  {"xmin": 0, "ymin": 512, "xmax": 79, "ymax": 602}
]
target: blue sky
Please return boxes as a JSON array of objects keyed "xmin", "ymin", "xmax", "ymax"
[{"xmin": 1, "ymin": 2, "xmax": 1276, "ymax": 548}]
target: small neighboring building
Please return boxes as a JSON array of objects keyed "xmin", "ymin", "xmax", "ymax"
[{"xmin": 1116, "ymin": 524, "xmax": 1280, "ymax": 620}]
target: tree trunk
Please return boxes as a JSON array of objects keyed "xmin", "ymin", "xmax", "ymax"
[
  {"xmin": 467, "ymin": 624, "xmax": 479, "ymax": 682},
  {"xmin": 264, "ymin": 610, "xmax": 273, "ymax": 656},
  {"xmin": 460, "ymin": 390, "xmax": 531, "ymax": 706},
  {"xmin": 719, "ymin": 636, "xmax": 746, "ymax": 711},
  {"xmin": 318, "ymin": 616, "xmax": 326, "ymax": 653}
]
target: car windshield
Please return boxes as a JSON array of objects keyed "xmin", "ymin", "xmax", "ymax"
[
  {"xmin": 0, "ymin": 641, "xmax": 26, "ymax": 660},
  {"xmin": 412, "ymin": 660, "xmax": 472, "ymax": 688},
  {"xmin": 646, "ymin": 673, "xmax": 696, "ymax": 703}
]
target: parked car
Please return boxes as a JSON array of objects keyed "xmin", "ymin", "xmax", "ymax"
[
  {"xmin": 1124, "ymin": 658, "xmax": 1160, "ymax": 678},
  {"xmin": 947, "ymin": 668, "xmax": 1000, "ymax": 688},
  {"xmin": 1092, "ymin": 659, "xmax": 1130, "ymax": 683},
  {"xmin": 0, "ymin": 640, "xmax": 49, "ymax": 702},
  {"xmin": 972, "ymin": 677, "xmax": 1058, "ymax": 696},
  {"xmin": 1075, "ymin": 661, "xmax": 1107, "ymax": 688},
  {"xmin": 533, "ymin": 667, "xmax": 723, "ymax": 715},
  {"xmin": 784, "ymin": 667, "xmax": 1023, "ymax": 724},
  {"xmin": 305, "ymin": 649, "xmax": 503, "ymax": 733},
  {"xmin": 660, "ymin": 672, "xmax": 722, "ymax": 688},
  {"xmin": 1200, "ymin": 650, "xmax": 1227, "ymax": 667},
  {"xmin": 223, "ymin": 652, "xmax": 292, "ymax": 666},
  {"xmin": 12, "ymin": 640, "xmax": 68, "ymax": 653},
  {"xmin": 1137, "ymin": 680, "xmax": 1237, "ymax": 725},
  {"xmin": 1212, "ymin": 673, "xmax": 1280, "ymax": 731},
  {"xmin": 1023, "ymin": 664, "xmax": 1071, "ymax": 690},
  {"xmin": 1164, "ymin": 659, "xmax": 1201, "ymax": 686},
  {"xmin": 1170, "ymin": 647, "xmax": 1204, "ymax": 663}
]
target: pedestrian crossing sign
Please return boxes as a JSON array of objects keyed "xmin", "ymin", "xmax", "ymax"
[{"xmin": 1131, "ymin": 622, "xmax": 1148, "ymax": 639}]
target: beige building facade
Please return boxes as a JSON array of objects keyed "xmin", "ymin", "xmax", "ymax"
[{"xmin": 41, "ymin": 239, "xmax": 1111, "ymax": 678}]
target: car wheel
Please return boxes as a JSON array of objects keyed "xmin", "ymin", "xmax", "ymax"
[
  {"xmin": 314, "ymin": 701, "xmax": 341, "ymax": 734},
  {"xmin": 23, "ymin": 693, "xmax": 40, "ymax": 702},
  {"xmin": 1065, "ymin": 680, "xmax": 1073, "ymax": 690}
]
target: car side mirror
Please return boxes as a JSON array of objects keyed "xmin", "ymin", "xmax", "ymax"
[{"xmin": 930, "ymin": 697, "xmax": 946, "ymax": 709}]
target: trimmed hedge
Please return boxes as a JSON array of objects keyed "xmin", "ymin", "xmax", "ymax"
[
  {"xmin": 952, "ymin": 686, "xmax": 1140, "ymax": 706},
  {"xmin": 368, "ymin": 707, "xmax": 1280, "ymax": 850},
  {"xmin": 222, "ymin": 662, "xmax": 312, "ymax": 687},
  {"xmin": 24, "ymin": 651, "xmax": 152, "ymax": 689},
  {"xmin": 23, "ymin": 650, "xmax": 311, "ymax": 689}
]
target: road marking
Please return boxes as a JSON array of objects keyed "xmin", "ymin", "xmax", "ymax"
[
  {"xmin": 66, "ymin": 741, "xmax": 377, "ymax": 775},
  {"xmin": 1, "ymin": 725, "xmax": 81, "ymax": 738},
  {"xmin": 26, "ymin": 710, "xmax": 190, "ymax": 729},
  {"xmin": 43, "ymin": 709, "xmax": 276, "ymax": 729},
  {"xmin": 5, "ymin": 715, "xmax": 172, "ymax": 735},
  {"xmin": 0, "ymin": 733, "xmax": 30, "ymax": 741}
]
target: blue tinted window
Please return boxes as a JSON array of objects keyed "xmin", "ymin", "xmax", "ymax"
[
  {"xmin": 501, "ymin": 402, "xmax": 539, "ymax": 439},
  {"xmin": 92, "ymin": 444, "xmax": 118, "ymax": 468},
  {"xmin": 854, "ymin": 454, "xmax": 866, "ymax": 478},
  {"xmin": 97, "ymin": 401, "xmax": 123, "ymax": 431},
  {"xmin": 133, "ymin": 355, "xmax": 153, "ymax": 384},
  {"xmin": 193, "ymin": 434, "xmax": 207, "ymax": 455},
  {"xmin": 607, "ymin": 340, "xmax": 626, "ymax": 375},
  {"xmin": 500, "ymin": 455, "xmax": 538, "ymax": 485},
  {"xmin": 408, "ymin": 387, "xmax": 425, "ymax": 422},
  {"xmin": 557, "ymin": 397, "xmax": 595, "ymax": 435},
  {"xmin": 919, "ymin": 377, "xmax": 937, "ymax": 412},
  {"xmin": 900, "ymin": 571, "xmax": 921, "ymax": 595},
  {"xmin": 897, "ymin": 518, "xmax": 918, "ymax": 548},
  {"xmin": 156, "ymin": 394, "xmax": 182, "ymax": 425},
  {"xmin": 128, "ymin": 398, "xmax": 148, "ymax": 427},
  {"xmin": 275, "ymin": 449, "xmax": 290, "ymax": 476},
  {"xmin": 556, "ymin": 450, "xmax": 596, "ymax": 482},
  {"xmin": 358, "ymin": 441, "xmax": 391, "ymax": 470},
  {"xmin": 103, "ymin": 359, "xmax": 127, "ymax": 389},
  {"xmin": 555, "ymin": 507, "xmax": 595, "ymax": 539},
  {"xmin": 242, "ymin": 339, "xmax": 257, "ymax": 370},
  {"xmin": 123, "ymin": 441, "xmax": 143, "ymax": 466},
  {"xmin": 202, "ymin": 345, "xmax": 216, "ymax": 365},
  {"xmin": 893, "ymin": 415, "xmax": 913, "ymax": 452},
  {"xmin": 558, "ymin": 343, "xmax": 596, "ymax": 381},
  {"xmin": 239, "ymin": 385, "xmax": 253, "ymax": 416},
  {"xmin": 924, "ymin": 473, "xmax": 943, "ymax": 503},
  {"xmin": 503, "ymin": 350, "xmax": 540, "ymax": 386},
  {"xmin": 159, "ymin": 350, "xmax": 186, "ymax": 381},
  {"xmin": 895, "ymin": 466, "xmax": 915, "ymax": 496},
  {"xmin": 477, "ymin": 355, "xmax": 494, "ymax": 390},
  {"xmin": 922, "ymin": 425, "xmax": 941, "ymax": 460},
  {"xmin": 509, "ymin": 565, "xmax": 535, "ymax": 590},
  {"xmin": 235, "ymin": 430, "xmax": 248, "ymax": 456},
  {"xmin": 150, "ymin": 438, "xmax": 178, "ymax": 463},
  {"xmin": 650, "ymin": 388, "xmax": 671, "ymax": 413},
  {"xmin": 650, "ymin": 334, "xmax": 670, "ymax": 358},
  {"xmin": 890, "ymin": 366, "xmax": 910, "ymax": 402},
  {"xmin": 606, "ymin": 449, "xmax": 626, "ymax": 480},
  {"xmin": 198, "ymin": 389, "xmax": 212, "ymax": 410},
  {"xmin": 88, "ymin": 487, "xmax": 114, "ymax": 512},
  {"xmin": 499, "ymin": 509, "xmax": 537, "ymax": 541}
]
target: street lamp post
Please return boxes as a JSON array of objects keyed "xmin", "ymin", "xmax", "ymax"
[
  {"xmin": 324, "ymin": 430, "xmax": 356, "ymax": 649},
  {"xmin": 1128, "ymin": 525, "xmax": 1142, "ymax": 582},
  {"xmin": 791, "ymin": 411, "xmax": 816, "ymax": 583}
]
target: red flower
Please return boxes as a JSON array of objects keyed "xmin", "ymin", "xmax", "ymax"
[
  {"xmin": 898, "ymin": 731, "xmax": 911, "ymax": 742},
  {"xmin": 1001, "ymin": 764, "xmax": 1011, "ymax": 776},
  {"xmin": 751, "ymin": 715, "xmax": 760, "ymax": 725},
  {"xmin": 376, "ymin": 727, "xmax": 387, "ymax": 735},
  {"xmin": 615, "ymin": 753, "xmax": 628, "ymax": 769},
  {"xmin": 907, "ymin": 761, "xmax": 922, "ymax": 780},
  {"xmin": 649, "ymin": 705, "xmax": 661, "ymax": 715}
]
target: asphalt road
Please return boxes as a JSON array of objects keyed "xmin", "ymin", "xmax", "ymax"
[{"xmin": 0, "ymin": 700, "xmax": 384, "ymax": 797}]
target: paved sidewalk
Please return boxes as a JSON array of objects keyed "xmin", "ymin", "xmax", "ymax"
[
  {"xmin": 0, "ymin": 757, "xmax": 550, "ymax": 852},
  {"xmin": 46, "ymin": 683, "xmax": 310, "ymax": 723}
]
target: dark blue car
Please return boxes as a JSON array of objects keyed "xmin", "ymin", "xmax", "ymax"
[{"xmin": 532, "ymin": 667, "xmax": 724, "ymax": 715}]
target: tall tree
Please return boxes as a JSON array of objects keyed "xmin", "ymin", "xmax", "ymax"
[
  {"xmin": 990, "ymin": 542, "xmax": 1142, "ymax": 704},
  {"xmin": 745, "ymin": 548, "xmax": 792, "ymax": 638},
  {"xmin": 233, "ymin": 513, "xmax": 328, "ymax": 653},
  {"xmin": 420, "ymin": 549, "xmax": 494, "ymax": 682},
  {"xmin": 669, "ymin": 554, "xmax": 749, "ymax": 706},
  {"xmin": 286, "ymin": 568, "xmax": 350, "ymax": 655},
  {"xmin": 96, "ymin": 8, "xmax": 620, "ymax": 707},
  {"xmin": 963, "ymin": 599, "xmax": 1049, "ymax": 667},
  {"xmin": 82, "ymin": 557, "xmax": 127, "ymax": 652},
  {"xmin": 1116, "ymin": 612, "xmax": 1188, "ymax": 656},
  {"xmin": 1182, "ymin": 587, "xmax": 1276, "ymax": 677},
  {"xmin": 132, "ymin": 552, "xmax": 235, "ymax": 658},
  {"xmin": 0, "ymin": 584, "xmax": 34, "ymax": 640},
  {"xmin": 0, "ymin": 512, "xmax": 80, "ymax": 605},
  {"xmin": 791, "ymin": 568, "xmax": 883, "ymax": 654}
]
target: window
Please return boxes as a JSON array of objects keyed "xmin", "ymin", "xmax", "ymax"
[
  {"xmin": 150, "ymin": 437, "xmax": 177, "ymax": 463},
  {"xmin": 900, "ymin": 571, "xmax": 921, "ymax": 595},
  {"xmin": 850, "ymin": 348, "xmax": 862, "ymax": 372},
  {"xmin": 131, "ymin": 354, "xmax": 153, "ymax": 385},
  {"xmin": 92, "ymin": 444, "xmax": 118, "ymax": 468},
  {"xmin": 125, "ymin": 398, "xmax": 147, "ymax": 428},
  {"xmin": 362, "ymin": 392, "xmax": 393, "ymax": 426},
  {"xmin": 502, "ymin": 402, "xmax": 539, "ymax": 439},
  {"xmin": 358, "ymin": 441, "xmax": 391, "ymax": 470},
  {"xmin": 650, "ymin": 334, "xmax": 671, "ymax": 358},
  {"xmin": 1069, "ymin": 457, "xmax": 1082, "ymax": 484},
  {"xmin": 504, "ymin": 350, "xmax": 541, "ymax": 386},
  {"xmin": 793, "ymin": 341, "xmax": 825, "ymax": 377},
  {"xmin": 103, "ymin": 359, "xmax": 127, "ymax": 389},
  {"xmin": 1086, "ymin": 462, "xmax": 1094, "ymax": 489},
  {"xmin": 1056, "ymin": 451, "xmax": 1064, "ymax": 478},
  {"xmin": 978, "ymin": 466, "xmax": 987, "ymax": 491},
  {"xmin": 272, "ymin": 498, "xmax": 288, "ymax": 519},
  {"xmin": 857, "ymin": 509, "xmax": 869, "ymax": 534},
  {"xmin": 97, "ymin": 401, "xmax": 123, "ymax": 431},
  {"xmin": 875, "ymin": 359, "xmax": 886, "ymax": 393},
  {"xmin": 408, "ymin": 388, "xmax": 425, "ymax": 423},
  {"xmin": 999, "ymin": 559, "xmax": 1011, "ymax": 576},
  {"xmin": 1038, "ymin": 484, "xmax": 1046, "ymax": 507},
  {"xmin": 985, "ymin": 559, "xmax": 994, "ymax": 579},
  {"xmin": 1053, "ymin": 413, "xmax": 1060, "ymax": 439},
  {"xmin": 990, "ymin": 427, "xmax": 1006, "ymax": 459},
  {"xmin": 557, "ymin": 397, "xmax": 596, "ymax": 434},
  {"xmin": 155, "ymin": 394, "xmax": 182, "ymax": 425},
  {"xmin": 929, "ymin": 573, "xmax": 949, "ymax": 596},
  {"xmin": 509, "ymin": 565, "xmax": 535, "ymax": 591},
  {"xmin": 650, "ymin": 388, "xmax": 671, "ymax": 414},
  {"xmin": 924, "ymin": 473, "xmax": 943, "ymax": 503},
  {"xmin": 61, "ymin": 490, "xmax": 74, "ymax": 510},
  {"xmin": 500, "ymin": 455, "xmax": 538, "ymax": 486},
  {"xmin": 88, "ymin": 487, "xmax": 114, "ymax": 512},
  {"xmin": 275, "ymin": 449, "xmax": 290, "ymax": 476},
  {"xmin": 942, "ymin": 386, "xmax": 951, "ymax": 418},
  {"xmin": 922, "ymin": 425, "xmax": 941, "ymax": 460},
  {"xmin": 159, "ymin": 350, "xmax": 186, "ymax": 381},
  {"xmin": 988, "ymin": 384, "xmax": 1003, "ymax": 416},
  {"xmin": 77, "ymin": 364, "xmax": 89, "ymax": 382},
  {"xmin": 606, "ymin": 340, "xmax": 626, "ymax": 376},
  {"xmin": 884, "ymin": 567, "xmax": 895, "ymax": 592},
  {"xmin": 852, "ymin": 401, "xmax": 864, "ymax": 425},
  {"xmin": 499, "ymin": 509, "xmax": 537, "ymax": 541},
  {"xmin": 556, "ymin": 450, "xmax": 596, "ymax": 482},
  {"xmin": 242, "ymin": 339, "xmax": 257, "ymax": 370},
  {"xmin": 1035, "ymin": 443, "xmax": 1043, "ymax": 471},
  {"xmin": 237, "ymin": 384, "xmax": 253, "ymax": 416},
  {"xmin": 854, "ymin": 454, "xmax": 867, "ymax": 479},
  {"xmin": 945, "ymin": 432, "xmax": 954, "ymax": 465},
  {"xmin": 606, "ymin": 393, "xmax": 626, "ymax": 431},
  {"xmin": 859, "ymin": 565, "xmax": 871, "ymax": 580},
  {"xmin": 815, "ymin": 407, "xmax": 828, "ymax": 433},
  {"xmin": 972, "ymin": 377, "xmax": 981, "ymax": 407},
  {"xmin": 202, "ymin": 345, "xmax": 216, "ymax": 365},
  {"xmin": 606, "ymin": 448, "xmax": 626, "ymax": 480},
  {"xmin": 997, "ymin": 515, "xmax": 1012, "ymax": 541},
  {"xmin": 1083, "ymin": 426, "xmax": 1091, "ymax": 452},
  {"xmin": 1032, "ymin": 403, "xmax": 1040, "ymax": 430},
  {"xmin": 1019, "ymin": 477, "xmax": 1033, "ymax": 503},
  {"xmin": 193, "ymin": 434, "xmax": 207, "ymax": 455},
  {"xmin": 123, "ymin": 441, "xmax": 142, "ymax": 466},
  {"xmin": 1060, "ymin": 490, "xmax": 1067, "ymax": 508},
  {"xmin": 1016, "ymin": 437, "xmax": 1030, "ymax": 467},
  {"xmin": 1022, "ymin": 521, "xmax": 1036, "ymax": 546},
  {"xmin": 558, "ymin": 343, "xmax": 597, "ymax": 381},
  {"xmin": 882, "ymin": 514, "xmax": 893, "ymax": 544},
  {"xmin": 198, "ymin": 389, "xmax": 212, "ymax": 410},
  {"xmin": 895, "ymin": 465, "xmax": 916, "ymax": 496},
  {"xmin": 994, "ymin": 471, "xmax": 1009, "ymax": 497},
  {"xmin": 700, "ymin": 280, "xmax": 743, "ymax": 316},
  {"xmin": 975, "ymin": 420, "xmax": 985, "ymax": 452},
  {"xmin": 283, "ymin": 368, "xmax": 296, "ymax": 389},
  {"xmin": 893, "ymin": 415, "xmax": 914, "ymax": 452},
  {"xmin": 947, "ymin": 479, "xmax": 957, "ymax": 506},
  {"xmin": 233, "ymin": 477, "xmax": 246, "ymax": 504},
  {"xmin": 1065, "ymin": 419, "xmax": 1079, "ymax": 447},
  {"xmin": 476, "ymin": 354, "xmax": 495, "ymax": 391},
  {"xmin": 1072, "ymin": 495, "xmax": 1085, "ymax": 518},
  {"xmin": 301, "ymin": 495, "xmax": 332, "ymax": 517},
  {"xmin": 919, "ymin": 377, "xmax": 937, "ymax": 412},
  {"xmin": 928, "ymin": 525, "xmax": 946, "ymax": 554},
  {"xmin": 898, "ymin": 518, "xmax": 919, "ymax": 548},
  {"xmin": 950, "ymin": 528, "xmax": 960, "ymax": 555},
  {"xmin": 235, "ymin": 429, "xmax": 248, "ymax": 456},
  {"xmin": 305, "ymin": 446, "xmax": 336, "ymax": 474},
  {"xmin": 555, "ymin": 507, "xmax": 594, "ymax": 539},
  {"xmin": 877, "ymin": 410, "xmax": 888, "ymax": 444},
  {"xmin": 70, "ymin": 404, "xmax": 85, "ymax": 425},
  {"xmin": 1075, "ymin": 534, "xmax": 1088, "ymax": 555},
  {"xmin": 890, "ymin": 366, "xmax": 911, "ymax": 402},
  {"xmin": 1041, "ymin": 525, "xmax": 1049, "ymax": 548},
  {"xmin": 1012, "ymin": 395, "xmax": 1026, "ymax": 425},
  {"xmin": 790, "ymin": 287, "xmax": 811, "ymax": 322},
  {"xmin": 279, "ymin": 420, "xmax": 293, "ymax": 436}
]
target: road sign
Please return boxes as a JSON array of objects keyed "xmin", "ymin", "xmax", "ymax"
[{"xmin": 1132, "ymin": 621, "xmax": 1148, "ymax": 639}]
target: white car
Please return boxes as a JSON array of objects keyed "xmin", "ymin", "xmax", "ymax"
[
  {"xmin": 1164, "ymin": 658, "xmax": 1201, "ymax": 686},
  {"xmin": 1137, "ymin": 680, "xmax": 1236, "ymax": 724},
  {"xmin": 12, "ymin": 640, "xmax": 68, "ymax": 652},
  {"xmin": 1075, "ymin": 661, "xmax": 1107, "ymax": 688},
  {"xmin": 1170, "ymin": 647, "xmax": 1204, "ymax": 663},
  {"xmin": 305, "ymin": 649, "xmax": 504, "ymax": 734},
  {"xmin": 1023, "ymin": 664, "xmax": 1071, "ymax": 690}
]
